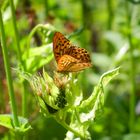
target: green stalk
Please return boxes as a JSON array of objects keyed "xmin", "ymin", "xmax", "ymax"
[
  {"xmin": 44, "ymin": 0, "xmax": 49, "ymax": 17},
  {"xmin": 81, "ymin": 0, "xmax": 88, "ymax": 28},
  {"xmin": 22, "ymin": 81, "xmax": 28, "ymax": 117},
  {"xmin": 26, "ymin": 24, "xmax": 54, "ymax": 57},
  {"xmin": 9, "ymin": 0, "xmax": 27, "ymax": 117},
  {"xmin": 0, "ymin": 10, "xmax": 19, "ymax": 127},
  {"xmin": 107, "ymin": 0, "xmax": 114, "ymax": 29},
  {"xmin": 9, "ymin": 0, "xmax": 22, "ymax": 64},
  {"xmin": 54, "ymin": 117, "xmax": 86, "ymax": 139},
  {"xmin": 125, "ymin": 2, "xmax": 136, "ymax": 132}
]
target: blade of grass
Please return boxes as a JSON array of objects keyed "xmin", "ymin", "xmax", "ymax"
[
  {"xmin": 0, "ymin": 10, "xmax": 19, "ymax": 127},
  {"xmin": 9, "ymin": 0, "xmax": 28, "ymax": 117},
  {"xmin": 9, "ymin": 0, "xmax": 22, "ymax": 64}
]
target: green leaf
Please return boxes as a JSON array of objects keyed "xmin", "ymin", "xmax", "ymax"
[
  {"xmin": 79, "ymin": 67, "xmax": 120, "ymax": 123},
  {"xmin": 0, "ymin": 114, "xmax": 32, "ymax": 133},
  {"xmin": 100, "ymin": 67, "xmax": 120, "ymax": 86},
  {"xmin": 23, "ymin": 44, "xmax": 53, "ymax": 73},
  {"xmin": 1, "ymin": 0, "xmax": 19, "ymax": 21},
  {"xmin": 65, "ymin": 67, "xmax": 120, "ymax": 139}
]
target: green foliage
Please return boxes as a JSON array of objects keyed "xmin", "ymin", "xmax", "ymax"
[
  {"xmin": 0, "ymin": 0, "xmax": 140, "ymax": 140},
  {"xmin": 24, "ymin": 24, "xmax": 55, "ymax": 73},
  {"xmin": 23, "ymin": 44, "xmax": 53, "ymax": 73},
  {"xmin": 24, "ymin": 67, "xmax": 119, "ymax": 139},
  {"xmin": 0, "ymin": 114, "xmax": 31, "ymax": 133}
]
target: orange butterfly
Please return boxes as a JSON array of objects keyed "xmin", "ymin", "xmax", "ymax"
[{"xmin": 53, "ymin": 32, "xmax": 92, "ymax": 72}]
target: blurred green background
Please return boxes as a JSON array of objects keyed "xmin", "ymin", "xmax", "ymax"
[{"xmin": 0, "ymin": 0, "xmax": 140, "ymax": 140}]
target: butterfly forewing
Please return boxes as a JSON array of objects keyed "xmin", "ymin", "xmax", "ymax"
[
  {"xmin": 69, "ymin": 47, "xmax": 91, "ymax": 63},
  {"xmin": 53, "ymin": 32, "xmax": 72, "ymax": 62},
  {"xmin": 53, "ymin": 32, "xmax": 92, "ymax": 72}
]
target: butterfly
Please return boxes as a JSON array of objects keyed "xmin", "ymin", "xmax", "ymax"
[{"xmin": 53, "ymin": 32, "xmax": 92, "ymax": 72}]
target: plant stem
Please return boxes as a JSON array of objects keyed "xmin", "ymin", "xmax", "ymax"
[
  {"xmin": 54, "ymin": 117, "xmax": 85, "ymax": 139},
  {"xmin": 75, "ymin": 109, "xmax": 81, "ymax": 124},
  {"xmin": 0, "ymin": 10, "xmax": 19, "ymax": 127},
  {"xmin": 9, "ymin": 0, "xmax": 28, "ymax": 117},
  {"xmin": 22, "ymin": 81, "xmax": 28, "ymax": 117},
  {"xmin": 107, "ymin": 0, "xmax": 114, "ymax": 29},
  {"xmin": 27, "ymin": 24, "xmax": 54, "ymax": 57},
  {"xmin": 125, "ymin": 2, "xmax": 136, "ymax": 132},
  {"xmin": 44, "ymin": 0, "xmax": 49, "ymax": 17},
  {"xmin": 9, "ymin": 0, "xmax": 22, "ymax": 64}
]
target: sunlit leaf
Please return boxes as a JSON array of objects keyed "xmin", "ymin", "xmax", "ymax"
[
  {"xmin": 23, "ymin": 44, "xmax": 53, "ymax": 73},
  {"xmin": 79, "ymin": 67, "xmax": 120, "ymax": 123}
]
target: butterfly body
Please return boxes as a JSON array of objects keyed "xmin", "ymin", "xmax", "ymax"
[{"xmin": 53, "ymin": 32, "xmax": 92, "ymax": 72}]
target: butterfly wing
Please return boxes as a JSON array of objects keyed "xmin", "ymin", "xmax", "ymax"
[
  {"xmin": 57, "ymin": 55, "xmax": 92, "ymax": 72},
  {"xmin": 53, "ymin": 32, "xmax": 92, "ymax": 72},
  {"xmin": 53, "ymin": 32, "xmax": 72, "ymax": 63},
  {"xmin": 57, "ymin": 55, "xmax": 78, "ymax": 72},
  {"xmin": 53, "ymin": 32, "xmax": 91, "ymax": 63},
  {"xmin": 68, "ymin": 62, "xmax": 92, "ymax": 72},
  {"xmin": 68, "ymin": 46, "xmax": 91, "ymax": 63}
]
